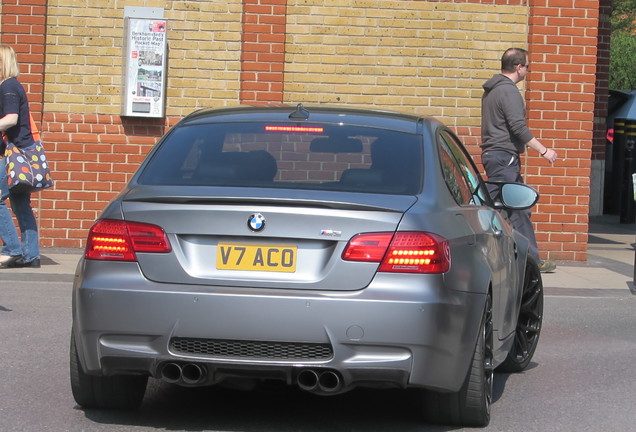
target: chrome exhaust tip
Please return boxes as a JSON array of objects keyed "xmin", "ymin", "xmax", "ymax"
[
  {"xmin": 318, "ymin": 370, "xmax": 342, "ymax": 393},
  {"xmin": 297, "ymin": 369, "xmax": 320, "ymax": 392},
  {"xmin": 182, "ymin": 363, "xmax": 206, "ymax": 385},
  {"xmin": 160, "ymin": 362, "xmax": 182, "ymax": 384}
]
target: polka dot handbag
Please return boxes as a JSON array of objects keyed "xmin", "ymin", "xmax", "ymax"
[{"xmin": 4, "ymin": 140, "xmax": 54, "ymax": 193}]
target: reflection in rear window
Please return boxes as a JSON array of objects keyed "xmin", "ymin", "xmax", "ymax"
[{"xmin": 138, "ymin": 122, "xmax": 422, "ymax": 195}]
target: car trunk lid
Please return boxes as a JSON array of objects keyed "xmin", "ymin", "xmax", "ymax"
[{"xmin": 119, "ymin": 186, "xmax": 416, "ymax": 291}]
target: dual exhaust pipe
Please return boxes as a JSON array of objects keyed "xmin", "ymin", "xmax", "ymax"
[
  {"xmin": 160, "ymin": 362, "xmax": 206, "ymax": 385},
  {"xmin": 297, "ymin": 369, "xmax": 343, "ymax": 394},
  {"xmin": 160, "ymin": 363, "xmax": 344, "ymax": 394}
]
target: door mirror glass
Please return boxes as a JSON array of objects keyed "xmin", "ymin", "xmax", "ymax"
[{"xmin": 486, "ymin": 182, "xmax": 539, "ymax": 210}]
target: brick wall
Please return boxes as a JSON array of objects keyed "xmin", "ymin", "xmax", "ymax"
[
  {"xmin": 44, "ymin": 0, "xmax": 243, "ymax": 116},
  {"xmin": 0, "ymin": 0, "xmax": 603, "ymax": 261},
  {"xmin": 241, "ymin": 0, "xmax": 287, "ymax": 103},
  {"xmin": 525, "ymin": 0, "xmax": 599, "ymax": 260},
  {"xmin": 595, "ymin": 0, "xmax": 612, "ymax": 160},
  {"xmin": 38, "ymin": 113, "xmax": 170, "ymax": 247},
  {"xmin": 284, "ymin": 0, "xmax": 528, "ymax": 126},
  {"xmin": 0, "ymin": 0, "xmax": 46, "ymax": 118},
  {"xmin": 590, "ymin": 0, "xmax": 612, "ymax": 216}
]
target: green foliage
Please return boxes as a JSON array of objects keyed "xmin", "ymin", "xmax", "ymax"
[
  {"xmin": 611, "ymin": 0, "xmax": 636, "ymax": 33},
  {"xmin": 610, "ymin": 0, "xmax": 636, "ymax": 90},
  {"xmin": 610, "ymin": 32, "xmax": 636, "ymax": 90}
]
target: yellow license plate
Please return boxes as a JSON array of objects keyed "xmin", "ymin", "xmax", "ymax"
[{"xmin": 216, "ymin": 243, "xmax": 297, "ymax": 272}]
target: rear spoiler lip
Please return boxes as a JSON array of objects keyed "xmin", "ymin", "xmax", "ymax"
[{"xmin": 121, "ymin": 185, "xmax": 418, "ymax": 213}]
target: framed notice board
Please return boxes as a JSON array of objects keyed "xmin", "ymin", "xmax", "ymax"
[{"xmin": 121, "ymin": 15, "xmax": 167, "ymax": 118}]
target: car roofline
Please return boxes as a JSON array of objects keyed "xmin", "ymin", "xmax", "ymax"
[{"xmin": 178, "ymin": 104, "xmax": 441, "ymax": 135}]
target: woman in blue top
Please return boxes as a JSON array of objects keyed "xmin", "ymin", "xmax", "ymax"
[{"xmin": 0, "ymin": 45, "xmax": 40, "ymax": 268}]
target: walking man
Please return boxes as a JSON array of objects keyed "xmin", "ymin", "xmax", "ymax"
[{"xmin": 480, "ymin": 47, "xmax": 558, "ymax": 273}]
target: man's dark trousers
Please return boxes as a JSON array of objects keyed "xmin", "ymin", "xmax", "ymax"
[{"xmin": 482, "ymin": 149, "xmax": 540, "ymax": 262}]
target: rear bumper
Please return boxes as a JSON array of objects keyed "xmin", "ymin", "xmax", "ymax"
[{"xmin": 72, "ymin": 259, "xmax": 485, "ymax": 393}]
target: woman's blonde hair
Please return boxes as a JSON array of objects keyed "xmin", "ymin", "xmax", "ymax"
[{"xmin": 0, "ymin": 45, "xmax": 20, "ymax": 80}]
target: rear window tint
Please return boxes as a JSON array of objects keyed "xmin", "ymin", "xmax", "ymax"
[{"xmin": 138, "ymin": 122, "xmax": 423, "ymax": 194}]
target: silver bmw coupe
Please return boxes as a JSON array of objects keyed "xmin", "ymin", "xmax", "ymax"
[{"xmin": 70, "ymin": 104, "xmax": 543, "ymax": 427}]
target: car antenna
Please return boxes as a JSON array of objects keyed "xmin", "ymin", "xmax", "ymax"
[{"xmin": 289, "ymin": 103, "xmax": 309, "ymax": 120}]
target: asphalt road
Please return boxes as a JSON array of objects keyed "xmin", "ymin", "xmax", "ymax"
[{"xmin": 1, "ymin": 274, "xmax": 635, "ymax": 432}]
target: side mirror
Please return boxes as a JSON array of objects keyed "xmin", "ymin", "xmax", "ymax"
[{"xmin": 486, "ymin": 182, "xmax": 539, "ymax": 210}]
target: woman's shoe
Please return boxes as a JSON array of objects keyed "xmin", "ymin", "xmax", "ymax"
[
  {"xmin": 0, "ymin": 255, "xmax": 24, "ymax": 268},
  {"xmin": 12, "ymin": 257, "xmax": 41, "ymax": 268}
]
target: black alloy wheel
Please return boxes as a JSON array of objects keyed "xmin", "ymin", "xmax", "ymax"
[{"xmin": 498, "ymin": 258, "xmax": 544, "ymax": 372}]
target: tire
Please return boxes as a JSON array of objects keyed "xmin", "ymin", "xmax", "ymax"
[
  {"xmin": 498, "ymin": 258, "xmax": 543, "ymax": 372},
  {"xmin": 70, "ymin": 333, "xmax": 148, "ymax": 409},
  {"xmin": 421, "ymin": 293, "xmax": 494, "ymax": 427}
]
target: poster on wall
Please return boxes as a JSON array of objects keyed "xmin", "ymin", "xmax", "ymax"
[{"xmin": 121, "ymin": 18, "xmax": 167, "ymax": 118}]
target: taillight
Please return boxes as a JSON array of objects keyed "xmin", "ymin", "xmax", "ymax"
[
  {"xmin": 607, "ymin": 127, "xmax": 614, "ymax": 143},
  {"xmin": 342, "ymin": 233, "xmax": 393, "ymax": 261},
  {"xmin": 342, "ymin": 232, "xmax": 450, "ymax": 274},
  {"xmin": 85, "ymin": 219, "xmax": 171, "ymax": 261},
  {"xmin": 381, "ymin": 232, "xmax": 450, "ymax": 273}
]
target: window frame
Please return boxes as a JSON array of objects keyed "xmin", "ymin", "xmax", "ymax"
[{"xmin": 437, "ymin": 128, "xmax": 491, "ymax": 207}]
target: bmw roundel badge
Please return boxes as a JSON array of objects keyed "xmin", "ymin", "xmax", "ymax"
[{"xmin": 248, "ymin": 213, "xmax": 266, "ymax": 232}]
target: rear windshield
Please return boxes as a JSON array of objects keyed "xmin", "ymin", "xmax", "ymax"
[{"xmin": 138, "ymin": 122, "xmax": 423, "ymax": 195}]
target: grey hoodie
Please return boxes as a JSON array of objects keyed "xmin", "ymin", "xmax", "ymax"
[{"xmin": 480, "ymin": 74, "xmax": 534, "ymax": 154}]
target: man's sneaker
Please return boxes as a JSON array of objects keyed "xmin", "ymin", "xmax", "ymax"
[
  {"xmin": 539, "ymin": 260, "xmax": 556, "ymax": 273},
  {"xmin": 12, "ymin": 257, "xmax": 41, "ymax": 268}
]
